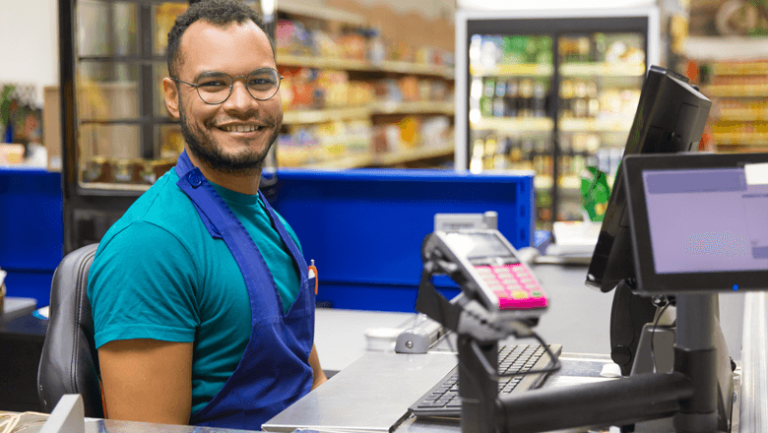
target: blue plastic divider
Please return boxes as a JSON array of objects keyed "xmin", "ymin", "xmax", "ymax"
[
  {"xmin": 0, "ymin": 168, "xmax": 534, "ymax": 312},
  {"xmin": 0, "ymin": 168, "xmax": 63, "ymax": 305},
  {"xmin": 272, "ymin": 168, "xmax": 534, "ymax": 312}
]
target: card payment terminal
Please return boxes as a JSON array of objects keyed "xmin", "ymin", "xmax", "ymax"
[{"xmin": 425, "ymin": 229, "xmax": 548, "ymax": 313}]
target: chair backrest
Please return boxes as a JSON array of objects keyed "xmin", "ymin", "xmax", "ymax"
[{"xmin": 37, "ymin": 243, "xmax": 103, "ymax": 417}]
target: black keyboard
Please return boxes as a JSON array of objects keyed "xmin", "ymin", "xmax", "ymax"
[{"xmin": 409, "ymin": 343, "xmax": 562, "ymax": 418}]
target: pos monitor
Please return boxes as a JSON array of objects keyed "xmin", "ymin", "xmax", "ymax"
[
  {"xmin": 586, "ymin": 65, "xmax": 712, "ymax": 292},
  {"xmin": 623, "ymin": 152, "xmax": 768, "ymax": 294}
]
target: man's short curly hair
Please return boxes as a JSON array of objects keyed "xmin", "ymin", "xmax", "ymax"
[{"xmin": 167, "ymin": 0, "xmax": 275, "ymax": 78}]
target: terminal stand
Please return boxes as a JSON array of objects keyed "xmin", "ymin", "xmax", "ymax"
[{"xmin": 416, "ymin": 252, "xmax": 732, "ymax": 433}]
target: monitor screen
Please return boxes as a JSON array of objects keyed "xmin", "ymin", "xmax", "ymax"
[
  {"xmin": 623, "ymin": 152, "xmax": 768, "ymax": 293},
  {"xmin": 585, "ymin": 65, "xmax": 712, "ymax": 292}
]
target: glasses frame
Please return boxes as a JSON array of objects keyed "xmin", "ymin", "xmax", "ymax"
[{"xmin": 171, "ymin": 67, "xmax": 284, "ymax": 105}]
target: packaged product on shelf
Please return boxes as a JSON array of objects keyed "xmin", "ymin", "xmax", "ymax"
[
  {"xmin": 421, "ymin": 116, "xmax": 451, "ymax": 148},
  {"xmin": 82, "ymin": 157, "xmax": 111, "ymax": 183},
  {"xmin": 367, "ymin": 28, "xmax": 386, "ymax": 65},
  {"xmin": 348, "ymin": 81, "xmax": 375, "ymax": 106},
  {"xmin": 321, "ymin": 70, "xmax": 349, "ymax": 108},
  {"xmin": 315, "ymin": 29, "xmax": 342, "ymax": 59},
  {"xmin": 431, "ymin": 80, "xmax": 449, "ymax": 102},
  {"xmin": 418, "ymin": 79, "xmax": 433, "ymax": 102},
  {"xmin": 112, "ymin": 159, "xmax": 133, "ymax": 184},
  {"xmin": 398, "ymin": 116, "xmax": 421, "ymax": 149},
  {"xmin": 339, "ymin": 30, "xmax": 367, "ymax": 61},
  {"xmin": 275, "ymin": 20, "xmax": 313, "ymax": 57},
  {"xmin": 399, "ymin": 77, "xmax": 420, "ymax": 102}
]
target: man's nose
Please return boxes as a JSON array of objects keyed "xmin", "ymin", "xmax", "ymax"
[{"xmin": 224, "ymin": 80, "xmax": 258, "ymax": 114}]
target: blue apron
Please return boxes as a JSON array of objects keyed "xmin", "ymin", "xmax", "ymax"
[{"xmin": 173, "ymin": 151, "xmax": 315, "ymax": 430}]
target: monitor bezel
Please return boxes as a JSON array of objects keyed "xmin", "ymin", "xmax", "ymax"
[{"xmin": 623, "ymin": 152, "xmax": 768, "ymax": 294}]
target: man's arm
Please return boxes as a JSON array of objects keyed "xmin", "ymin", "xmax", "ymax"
[
  {"xmin": 309, "ymin": 344, "xmax": 328, "ymax": 389},
  {"xmin": 99, "ymin": 339, "xmax": 193, "ymax": 425}
]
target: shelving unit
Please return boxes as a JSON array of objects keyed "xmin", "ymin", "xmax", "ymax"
[
  {"xmin": 278, "ymin": 55, "xmax": 454, "ymax": 78},
  {"xmin": 305, "ymin": 143, "xmax": 455, "ymax": 169},
  {"xmin": 690, "ymin": 58, "xmax": 768, "ymax": 153}
]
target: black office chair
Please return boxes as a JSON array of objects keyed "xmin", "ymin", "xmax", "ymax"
[{"xmin": 37, "ymin": 243, "xmax": 104, "ymax": 417}]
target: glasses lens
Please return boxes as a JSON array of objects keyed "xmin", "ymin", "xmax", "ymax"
[
  {"xmin": 196, "ymin": 73, "xmax": 233, "ymax": 104},
  {"xmin": 246, "ymin": 69, "xmax": 280, "ymax": 100}
]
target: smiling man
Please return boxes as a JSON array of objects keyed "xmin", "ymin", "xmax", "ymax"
[{"xmin": 86, "ymin": 1, "xmax": 326, "ymax": 430}]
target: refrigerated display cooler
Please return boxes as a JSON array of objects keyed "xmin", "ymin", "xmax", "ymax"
[{"xmin": 455, "ymin": 8, "xmax": 659, "ymax": 229}]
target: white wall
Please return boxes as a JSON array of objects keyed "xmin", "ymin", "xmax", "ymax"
[{"xmin": 0, "ymin": 0, "xmax": 59, "ymax": 107}]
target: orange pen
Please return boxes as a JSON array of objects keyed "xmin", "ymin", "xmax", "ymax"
[{"xmin": 308, "ymin": 259, "xmax": 318, "ymax": 295}]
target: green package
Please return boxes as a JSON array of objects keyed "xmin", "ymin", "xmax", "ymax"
[{"xmin": 581, "ymin": 166, "xmax": 611, "ymax": 222}]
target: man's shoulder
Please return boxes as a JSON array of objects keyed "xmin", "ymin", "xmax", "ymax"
[{"xmin": 103, "ymin": 169, "xmax": 201, "ymax": 245}]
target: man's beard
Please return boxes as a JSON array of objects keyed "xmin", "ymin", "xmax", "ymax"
[{"xmin": 178, "ymin": 96, "xmax": 281, "ymax": 175}]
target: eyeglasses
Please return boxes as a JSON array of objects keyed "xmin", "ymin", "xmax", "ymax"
[{"xmin": 172, "ymin": 68, "xmax": 283, "ymax": 105}]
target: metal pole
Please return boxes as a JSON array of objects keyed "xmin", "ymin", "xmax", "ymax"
[{"xmin": 673, "ymin": 294, "xmax": 719, "ymax": 433}]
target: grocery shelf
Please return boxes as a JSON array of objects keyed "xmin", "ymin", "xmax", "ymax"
[
  {"xmin": 712, "ymin": 62, "xmax": 768, "ymax": 76},
  {"xmin": 718, "ymin": 109, "xmax": 768, "ymax": 122},
  {"xmin": 373, "ymin": 144, "xmax": 454, "ymax": 166},
  {"xmin": 560, "ymin": 63, "xmax": 645, "ymax": 77},
  {"xmin": 278, "ymin": 55, "xmax": 371, "ymax": 71},
  {"xmin": 283, "ymin": 101, "xmax": 454, "ymax": 124},
  {"xmin": 685, "ymin": 37, "xmax": 768, "ymax": 62},
  {"xmin": 370, "ymin": 101, "xmax": 454, "ymax": 115},
  {"xmin": 283, "ymin": 107, "xmax": 371, "ymax": 124},
  {"xmin": 304, "ymin": 144, "xmax": 454, "ymax": 169},
  {"xmin": 714, "ymin": 133, "xmax": 768, "ymax": 146},
  {"xmin": 306, "ymin": 153, "xmax": 374, "ymax": 169},
  {"xmin": 378, "ymin": 60, "xmax": 454, "ymax": 78},
  {"xmin": 277, "ymin": 54, "xmax": 454, "ymax": 78},
  {"xmin": 559, "ymin": 118, "xmax": 632, "ymax": 132},
  {"xmin": 469, "ymin": 64, "xmax": 554, "ymax": 77},
  {"xmin": 277, "ymin": 0, "xmax": 367, "ymax": 25},
  {"xmin": 702, "ymin": 85, "xmax": 768, "ymax": 98},
  {"xmin": 78, "ymin": 182, "xmax": 151, "ymax": 192},
  {"xmin": 471, "ymin": 117, "xmax": 554, "ymax": 132}
]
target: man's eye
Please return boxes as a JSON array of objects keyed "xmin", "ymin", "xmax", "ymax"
[
  {"xmin": 199, "ymin": 80, "xmax": 228, "ymax": 87},
  {"xmin": 249, "ymin": 78, "xmax": 274, "ymax": 86}
]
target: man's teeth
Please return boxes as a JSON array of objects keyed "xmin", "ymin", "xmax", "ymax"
[{"xmin": 220, "ymin": 125, "xmax": 261, "ymax": 132}]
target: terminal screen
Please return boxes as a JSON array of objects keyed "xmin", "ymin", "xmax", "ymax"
[
  {"xmin": 444, "ymin": 232, "xmax": 516, "ymax": 260},
  {"xmin": 642, "ymin": 164, "xmax": 768, "ymax": 274}
]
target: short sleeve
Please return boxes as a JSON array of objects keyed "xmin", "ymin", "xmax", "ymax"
[{"xmin": 88, "ymin": 221, "xmax": 201, "ymax": 348}]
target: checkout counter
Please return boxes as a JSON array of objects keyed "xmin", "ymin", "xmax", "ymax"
[{"xmin": 2, "ymin": 262, "xmax": 757, "ymax": 433}]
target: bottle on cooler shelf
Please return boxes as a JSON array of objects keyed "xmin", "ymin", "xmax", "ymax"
[
  {"xmin": 504, "ymin": 79, "xmax": 519, "ymax": 117},
  {"xmin": 494, "ymin": 81, "xmax": 507, "ymax": 117}
]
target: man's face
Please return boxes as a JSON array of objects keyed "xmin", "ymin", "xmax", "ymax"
[{"xmin": 165, "ymin": 20, "xmax": 282, "ymax": 174}]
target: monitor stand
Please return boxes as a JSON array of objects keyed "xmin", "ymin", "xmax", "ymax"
[{"xmin": 630, "ymin": 298, "xmax": 734, "ymax": 432}]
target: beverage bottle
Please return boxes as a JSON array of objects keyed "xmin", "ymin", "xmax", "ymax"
[
  {"xmin": 560, "ymin": 80, "xmax": 574, "ymax": 118},
  {"xmin": 533, "ymin": 80, "xmax": 547, "ymax": 117},
  {"xmin": 493, "ymin": 81, "xmax": 507, "ymax": 117},
  {"xmin": 587, "ymin": 82, "xmax": 600, "ymax": 118},
  {"xmin": 480, "ymin": 78, "xmax": 495, "ymax": 117},
  {"xmin": 504, "ymin": 79, "xmax": 519, "ymax": 117},
  {"xmin": 519, "ymin": 79, "xmax": 533, "ymax": 118},
  {"xmin": 573, "ymin": 80, "xmax": 587, "ymax": 118}
]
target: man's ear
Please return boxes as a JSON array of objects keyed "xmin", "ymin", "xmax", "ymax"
[{"xmin": 163, "ymin": 77, "xmax": 180, "ymax": 119}]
